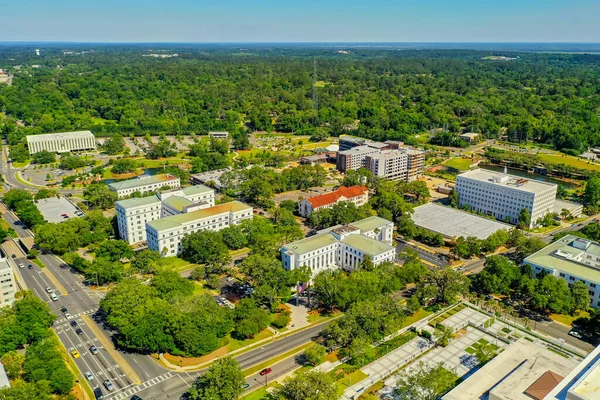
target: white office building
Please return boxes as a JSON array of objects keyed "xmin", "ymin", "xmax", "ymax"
[
  {"xmin": 0, "ymin": 258, "xmax": 16, "ymax": 308},
  {"xmin": 116, "ymin": 185, "xmax": 215, "ymax": 244},
  {"xmin": 146, "ymin": 201, "xmax": 253, "ymax": 256},
  {"xmin": 525, "ymin": 235, "xmax": 600, "ymax": 309},
  {"xmin": 281, "ymin": 216, "xmax": 396, "ymax": 277},
  {"xmin": 456, "ymin": 169, "xmax": 557, "ymax": 228},
  {"xmin": 26, "ymin": 130, "xmax": 97, "ymax": 155},
  {"xmin": 108, "ymin": 174, "xmax": 180, "ymax": 199}
]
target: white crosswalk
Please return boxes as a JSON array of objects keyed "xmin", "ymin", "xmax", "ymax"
[
  {"xmin": 106, "ymin": 372, "xmax": 174, "ymax": 399},
  {"xmin": 55, "ymin": 308, "xmax": 97, "ymax": 324}
]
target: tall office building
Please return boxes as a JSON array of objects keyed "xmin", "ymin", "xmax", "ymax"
[{"xmin": 0, "ymin": 258, "xmax": 16, "ymax": 308}]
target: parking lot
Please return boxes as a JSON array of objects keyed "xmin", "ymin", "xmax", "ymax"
[{"xmin": 36, "ymin": 197, "xmax": 83, "ymax": 223}]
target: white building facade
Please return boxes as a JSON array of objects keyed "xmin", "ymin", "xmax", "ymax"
[
  {"xmin": 366, "ymin": 151, "xmax": 409, "ymax": 181},
  {"xmin": 281, "ymin": 216, "xmax": 396, "ymax": 277},
  {"xmin": 146, "ymin": 201, "xmax": 253, "ymax": 256},
  {"xmin": 456, "ymin": 169, "xmax": 557, "ymax": 228},
  {"xmin": 0, "ymin": 258, "xmax": 16, "ymax": 308},
  {"xmin": 26, "ymin": 131, "xmax": 97, "ymax": 155},
  {"xmin": 108, "ymin": 174, "xmax": 181, "ymax": 199},
  {"xmin": 116, "ymin": 185, "xmax": 216, "ymax": 245},
  {"xmin": 525, "ymin": 235, "xmax": 600, "ymax": 309}
]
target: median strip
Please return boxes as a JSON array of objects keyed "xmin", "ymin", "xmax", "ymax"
[
  {"xmin": 81, "ymin": 314, "xmax": 142, "ymax": 385},
  {"xmin": 42, "ymin": 266, "xmax": 69, "ymax": 296}
]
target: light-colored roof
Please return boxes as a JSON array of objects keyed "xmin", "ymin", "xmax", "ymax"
[
  {"xmin": 162, "ymin": 196, "xmax": 192, "ymax": 212},
  {"xmin": 341, "ymin": 234, "xmax": 394, "ymax": 256},
  {"xmin": 349, "ymin": 216, "xmax": 392, "ymax": 233},
  {"xmin": 26, "ymin": 130, "xmax": 95, "ymax": 143},
  {"xmin": 457, "ymin": 169, "xmax": 557, "ymax": 194},
  {"xmin": 554, "ymin": 199, "xmax": 583, "ymax": 213},
  {"xmin": 282, "ymin": 233, "xmax": 339, "ymax": 255},
  {"xmin": 147, "ymin": 201, "xmax": 251, "ymax": 231},
  {"xmin": 181, "ymin": 185, "xmax": 213, "ymax": 196},
  {"xmin": 0, "ymin": 258, "xmax": 10, "ymax": 272},
  {"xmin": 460, "ymin": 132, "xmax": 480, "ymax": 138},
  {"xmin": 443, "ymin": 340, "xmax": 578, "ymax": 400},
  {"xmin": 412, "ymin": 203, "xmax": 511, "ymax": 240},
  {"xmin": 367, "ymin": 150, "xmax": 408, "ymax": 160},
  {"xmin": 524, "ymin": 235, "xmax": 600, "ymax": 284},
  {"xmin": 116, "ymin": 195, "xmax": 161, "ymax": 210},
  {"xmin": 338, "ymin": 145, "xmax": 380, "ymax": 156},
  {"xmin": 0, "ymin": 361, "xmax": 9, "ymax": 389},
  {"xmin": 108, "ymin": 174, "xmax": 179, "ymax": 191},
  {"xmin": 545, "ymin": 344, "xmax": 600, "ymax": 400}
]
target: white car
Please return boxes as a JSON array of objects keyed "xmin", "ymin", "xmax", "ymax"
[
  {"xmin": 64, "ymin": 313, "xmax": 72, "ymax": 319},
  {"xmin": 50, "ymin": 293, "xmax": 58, "ymax": 301},
  {"xmin": 46, "ymin": 287, "xmax": 53, "ymax": 293},
  {"xmin": 569, "ymin": 331, "xmax": 583, "ymax": 339},
  {"xmin": 84, "ymin": 371, "xmax": 94, "ymax": 381},
  {"xmin": 18, "ymin": 263, "xmax": 24, "ymax": 269}
]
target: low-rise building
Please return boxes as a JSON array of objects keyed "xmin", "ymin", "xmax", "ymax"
[
  {"xmin": 545, "ymin": 344, "xmax": 600, "ymax": 400},
  {"xmin": 108, "ymin": 173, "xmax": 181, "ymax": 199},
  {"xmin": 553, "ymin": 199, "xmax": 583, "ymax": 219},
  {"xmin": 0, "ymin": 258, "xmax": 16, "ymax": 308},
  {"xmin": 146, "ymin": 201, "xmax": 253, "ymax": 256},
  {"xmin": 524, "ymin": 235, "xmax": 600, "ymax": 309},
  {"xmin": 459, "ymin": 132, "xmax": 480, "ymax": 143},
  {"xmin": 209, "ymin": 131, "xmax": 229, "ymax": 139},
  {"xmin": 116, "ymin": 185, "xmax": 215, "ymax": 244},
  {"xmin": 299, "ymin": 185, "xmax": 369, "ymax": 218},
  {"xmin": 281, "ymin": 216, "xmax": 395, "ymax": 276},
  {"xmin": 300, "ymin": 153, "xmax": 328, "ymax": 166},
  {"xmin": 26, "ymin": 130, "xmax": 97, "ymax": 155},
  {"xmin": 456, "ymin": 169, "xmax": 557, "ymax": 228}
]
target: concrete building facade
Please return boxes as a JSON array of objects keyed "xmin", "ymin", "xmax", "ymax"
[
  {"xmin": 336, "ymin": 145, "xmax": 381, "ymax": 172},
  {"xmin": 299, "ymin": 186, "xmax": 369, "ymax": 218},
  {"xmin": 108, "ymin": 174, "xmax": 180, "ymax": 199},
  {"xmin": 0, "ymin": 258, "xmax": 16, "ymax": 308},
  {"xmin": 366, "ymin": 151, "xmax": 409, "ymax": 181},
  {"xmin": 525, "ymin": 235, "xmax": 600, "ymax": 309},
  {"xmin": 146, "ymin": 201, "xmax": 253, "ymax": 256},
  {"xmin": 281, "ymin": 216, "xmax": 395, "ymax": 277},
  {"xmin": 26, "ymin": 131, "xmax": 97, "ymax": 155},
  {"xmin": 456, "ymin": 169, "xmax": 557, "ymax": 228},
  {"xmin": 116, "ymin": 185, "xmax": 215, "ymax": 244}
]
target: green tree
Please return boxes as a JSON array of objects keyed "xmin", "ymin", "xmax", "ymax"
[
  {"xmin": 474, "ymin": 342, "xmax": 497, "ymax": 365},
  {"xmin": 34, "ymin": 188, "xmax": 56, "ymax": 200},
  {"xmin": 32, "ymin": 150, "xmax": 56, "ymax": 164},
  {"xmin": 273, "ymin": 370, "xmax": 337, "ymax": 400},
  {"xmin": 518, "ymin": 208, "xmax": 531, "ymax": 228},
  {"xmin": 131, "ymin": 249, "xmax": 162, "ymax": 274},
  {"xmin": 220, "ymin": 225, "xmax": 248, "ymax": 250},
  {"xmin": 393, "ymin": 362, "xmax": 458, "ymax": 400},
  {"xmin": 9, "ymin": 144, "xmax": 29, "ymax": 163},
  {"xmin": 181, "ymin": 230, "xmax": 231, "ymax": 265},
  {"xmin": 303, "ymin": 343, "xmax": 326, "ymax": 366},
  {"xmin": 448, "ymin": 189, "xmax": 459, "ymax": 208},
  {"xmin": 416, "ymin": 267, "xmax": 470, "ymax": 305},
  {"xmin": 3, "ymin": 189, "xmax": 32, "ymax": 210},
  {"xmin": 83, "ymin": 183, "xmax": 117, "ymax": 209},
  {"xmin": 150, "ymin": 270, "xmax": 195, "ymax": 301},
  {"xmin": 584, "ymin": 176, "xmax": 600, "ymax": 206},
  {"xmin": 571, "ymin": 281, "xmax": 591, "ymax": 311},
  {"xmin": 0, "ymin": 351, "xmax": 24, "ymax": 379},
  {"xmin": 103, "ymin": 134, "xmax": 126, "ymax": 155},
  {"xmin": 433, "ymin": 324, "xmax": 454, "ymax": 347},
  {"xmin": 111, "ymin": 158, "xmax": 137, "ymax": 174},
  {"xmin": 95, "ymin": 239, "xmax": 134, "ymax": 261},
  {"xmin": 85, "ymin": 258, "xmax": 125, "ymax": 285},
  {"xmin": 188, "ymin": 357, "xmax": 245, "ymax": 400}
]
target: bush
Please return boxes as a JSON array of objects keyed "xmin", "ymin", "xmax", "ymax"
[
  {"xmin": 419, "ymin": 330, "xmax": 432, "ymax": 340},
  {"xmin": 271, "ymin": 313, "xmax": 291, "ymax": 329}
]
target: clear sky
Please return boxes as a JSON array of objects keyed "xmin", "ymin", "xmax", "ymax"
[{"xmin": 1, "ymin": 0, "xmax": 599, "ymax": 43}]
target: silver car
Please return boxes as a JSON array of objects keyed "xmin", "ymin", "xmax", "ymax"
[{"xmin": 84, "ymin": 371, "xmax": 94, "ymax": 381}]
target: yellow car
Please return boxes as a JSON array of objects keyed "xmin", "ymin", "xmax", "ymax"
[{"xmin": 71, "ymin": 350, "xmax": 80, "ymax": 359}]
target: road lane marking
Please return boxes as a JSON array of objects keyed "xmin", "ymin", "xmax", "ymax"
[
  {"xmin": 41, "ymin": 264, "xmax": 69, "ymax": 296},
  {"xmin": 81, "ymin": 314, "xmax": 142, "ymax": 385}
]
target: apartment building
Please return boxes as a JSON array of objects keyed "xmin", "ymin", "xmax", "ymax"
[
  {"xmin": 456, "ymin": 169, "xmax": 557, "ymax": 228},
  {"xmin": 108, "ymin": 174, "xmax": 180, "ymax": 199},
  {"xmin": 281, "ymin": 216, "xmax": 396, "ymax": 277},
  {"xmin": 116, "ymin": 185, "xmax": 215, "ymax": 244},
  {"xmin": 339, "ymin": 136, "xmax": 388, "ymax": 151},
  {"xmin": 299, "ymin": 186, "xmax": 369, "ymax": 218},
  {"xmin": 405, "ymin": 148, "xmax": 426, "ymax": 181},
  {"xmin": 26, "ymin": 130, "xmax": 97, "ymax": 155},
  {"xmin": 146, "ymin": 201, "xmax": 253, "ymax": 256},
  {"xmin": 524, "ymin": 235, "xmax": 600, "ymax": 309},
  {"xmin": 336, "ymin": 145, "xmax": 382, "ymax": 172},
  {"xmin": 0, "ymin": 258, "xmax": 16, "ymax": 308},
  {"xmin": 366, "ymin": 150, "xmax": 409, "ymax": 181}
]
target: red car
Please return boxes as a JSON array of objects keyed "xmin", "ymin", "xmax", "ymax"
[{"xmin": 259, "ymin": 368, "xmax": 272, "ymax": 376}]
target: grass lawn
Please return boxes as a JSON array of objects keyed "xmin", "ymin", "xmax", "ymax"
[
  {"xmin": 550, "ymin": 311, "xmax": 590, "ymax": 327},
  {"xmin": 445, "ymin": 158, "xmax": 473, "ymax": 171},
  {"xmin": 157, "ymin": 256, "xmax": 198, "ymax": 272},
  {"xmin": 546, "ymin": 347, "xmax": 570, "ymax": 358},
  {"xmin": 538, "ymin": 154, "xmax": 600, "ymax": 171},
  {"xmin": 33, "ymin": 258, "xmax": 45, "ymax": 268},
  {"xmin": 193, "ymin": 282, "xmax": 218, "ymax": 296},
  {"xmin": 229, "ymin": 247, "xmax": 250, "ymax": 258},
  {"xmin": 243, "ymin": 342, "xmax": 312, "ymax": 377},
  {"xmin": 133, "ymin": 157, "xmax": 189, "ymax": 168},
  {"xmin": 242, "ymin": 383, "xmax": 282, "ymax": 400},
  {"xmin": 13, "ymin": 161, "xmax": 31, "ymax": 168},
  {"xmin": 530, "ymin": 224, "xmax": 562, "ymax": 234},
  {"xmin": 336, "ymin": 369, "xmax": 368, "ymax": 395},
  {"xmin": 402, "ymin": 308, "xmax": 434, "ymax": 328},
  {"xmin": 227, "ymin": 329, "xmax": 275, "ymax": 353}
]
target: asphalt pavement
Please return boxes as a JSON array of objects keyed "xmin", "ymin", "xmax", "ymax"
[{"xmin": 396, "ymin": 240, "xmax": 448, "ymax": 268}]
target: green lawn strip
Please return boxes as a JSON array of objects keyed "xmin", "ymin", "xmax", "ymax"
[
  {"xmin": 13, "ymin": 161, "xmax": 31, "ymax": 168},
  {"xmin": 33, "ymin": 258, "xmax": 45, "ymax": 268},
  {"xmin": 227, "ymin": 329, "xmax": 275, "ymax": 353},
  {"xmin": 464, "ymin": 347, "xmax": 476, "ymax": 354},
  {"xmin": 242, "ymin": 383, "xmax": 283, "ymax": 400},
  {"xmin": 538, "ymin": 154, "xmax": 600, "ymax": 171},
  {"xmin": 550, "ymin": 311, "xmax": 589, "ymax": 327},
  {"xmin": 402, "ymin": 308, "xmax": 433, "ymax": 327},
  {"xmin": 546, "ymin": 347, "xmax": 570, "ymax": 358},
  {"xmin": 335, "ymin": 369, "xmax": 369, "ymax": 395},
  {"xmin": 445, "ymin": 158, "xmax": 474, "ymax": 171},
  {"xmin": 242, "ymin": 342, "xmax": 313, "ymax": 377},
  {"xmin": 229, "ymin": 247, "xmax": 250, "ymax": 258}
]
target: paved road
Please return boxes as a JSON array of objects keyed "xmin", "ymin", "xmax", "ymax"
[{"xmin": 396, "ymin": 240, "xmax": 448, "ymax": 268}]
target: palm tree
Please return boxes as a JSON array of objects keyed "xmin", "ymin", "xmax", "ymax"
[{"xmin": 523, "ymin": 317, "xmax": 530, "ymax": 329}]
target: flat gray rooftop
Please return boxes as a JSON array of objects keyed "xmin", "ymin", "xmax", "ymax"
[
  {"xmin": 412, "ymin": 203, "xmax": 511, "ymax": 240},
  {"xmin": 26, "ymin": 130, "xmax": 95, "ymax": 143},
  {"xmin": 36, "ymin": 197, "xmax": 82, "ymax": 223},
  {"xmin": 458, "ymin": 168, "xmax": 557, "ymax": 194}
]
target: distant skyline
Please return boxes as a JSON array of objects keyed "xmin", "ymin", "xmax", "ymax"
[{"xmin": 1, "ymin": 0, "xmax": 599, "ymax": 43}]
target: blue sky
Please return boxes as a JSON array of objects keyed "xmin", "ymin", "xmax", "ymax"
[{"xmin": 1, "ymin": 0, "xmax": 598, "ymax": 42}]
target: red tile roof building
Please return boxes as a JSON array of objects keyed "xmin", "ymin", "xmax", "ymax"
[{"xmin": 299, "ymin": 186, "xmax": 369, "ymax": 218}]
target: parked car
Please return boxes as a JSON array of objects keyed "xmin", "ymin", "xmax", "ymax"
[{"xmin": 259, "ymin": 368, "xmax": 272, "ymax": 376}]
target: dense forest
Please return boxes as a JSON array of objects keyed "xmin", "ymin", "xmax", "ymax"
[{"xmin": 1, "ymin": 45, "xmax": 600, "ymax": 153}]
